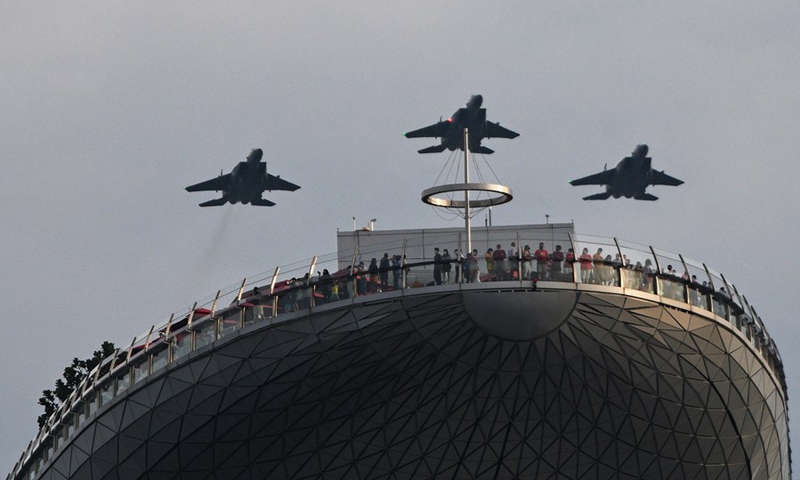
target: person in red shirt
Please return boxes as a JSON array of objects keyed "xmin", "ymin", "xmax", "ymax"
[
  {"xmin": 579, "ymin": 247, "xmax": 593, "ymax": 283},
  {"xmin": 564, "ymin": 247, "xmax": 576, "ymax": 282},
  {"xmin": 533, "ymin": 242, "xmax": 548, "ymax": 280}
]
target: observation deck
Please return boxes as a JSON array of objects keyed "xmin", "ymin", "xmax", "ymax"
[{"xmin": 8, "ymin": 227, "xmax": 790, "ymax": 479}]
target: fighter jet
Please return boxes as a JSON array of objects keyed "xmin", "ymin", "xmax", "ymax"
[
  {"xmin": 570, "ymin": 144, "xmax": 683, "ymax": 201},
  {"xmin": 185, "ymin": 148, "xmax": 300, "ymax": 207},
  {"xmin": 404, "ymin": 94, "xmax": 519, "ymax": 154}
]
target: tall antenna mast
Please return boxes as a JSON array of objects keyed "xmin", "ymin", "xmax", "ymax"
[{"xmin": 421, "ymin": 128, "xmax": 512, "ymax": 255}]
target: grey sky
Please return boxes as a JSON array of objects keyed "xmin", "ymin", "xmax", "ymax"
[{"xmin": 3, "ymin": 1, "xmax": 799, "ymax": 473}]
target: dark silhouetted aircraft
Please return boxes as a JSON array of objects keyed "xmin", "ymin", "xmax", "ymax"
[
  {"xmin": 185, "ymin": 148, "xmax": 300, "ymax": 207},
  {"xmin": 570, "ymin": 144, "xmax": 683, "ymax": 201},
  {"xmin": 404, "ymin": 94, "xmax": 519, "ymax": 154}
]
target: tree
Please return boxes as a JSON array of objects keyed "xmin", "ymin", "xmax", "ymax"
[{"xmin": 37, "ymin": 341, "xmax": 116, "ymax": 428}]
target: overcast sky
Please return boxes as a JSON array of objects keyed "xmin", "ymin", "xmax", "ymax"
[{"xmin": 3, "ymin": 1, "xmax": 799, "ymax": 473}]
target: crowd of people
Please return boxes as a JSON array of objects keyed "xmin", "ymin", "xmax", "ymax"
[{"xmin": 267, "ymin": 243, "xmax": 745, "ymax": 316}]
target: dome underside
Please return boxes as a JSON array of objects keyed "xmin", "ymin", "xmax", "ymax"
[{"xmin": 38, "ymin": 291, "xmax": 789, "ymax": 480}]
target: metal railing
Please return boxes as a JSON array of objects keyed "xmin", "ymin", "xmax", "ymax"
[{"xmin": 7, "ymin": 232, "xmax": 785, "ymax": 480}]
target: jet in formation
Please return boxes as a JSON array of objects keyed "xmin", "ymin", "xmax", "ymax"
[
  {"xmin": 404, "ymin": 94, "xmax": 519, "ymax": 154},
  {"xmin": 185, "ymin": 148, "xmax": 300, "ymax": 207},
  {"xmin": 570, "ymin": 144, "xmax": 684, "ymax": 201}
]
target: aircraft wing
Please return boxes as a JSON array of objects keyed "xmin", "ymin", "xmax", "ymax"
[
  {"xmin": 650, "ymin": 170, "xmax": 684, "ymax": 186},
  {"xmin": 404, "ymin": 121, "xmax": 450, "ymax": 139},
  {"xmin": 265, "ymin": 174, "xmax": 301, "ymax": 192},
  {"xmin": 185, "ymin": 173, "xmax": 230, "ymax": 192},
  {"xmin": 485, "ymin": 121, "xmax": 519, "ymax": 139},
  {"xmin": 570, "ymin": 169, "xmax": 615, "ymax": 186}
]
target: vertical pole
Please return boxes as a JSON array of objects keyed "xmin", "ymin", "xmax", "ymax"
[
  {"xmin": 269, "ymin": 266, "xmax": 280, "ymax": 317},
  {"xmin": 401, "ymin": 238, "xmax": 408, "ymax": 289},
  {"xmin": 464, "ymin": 128, "xmax": 472, "ymax": 255},
  {"xmin": 236, "ymin": 278, "xmax": 247, "ymax": 304}
]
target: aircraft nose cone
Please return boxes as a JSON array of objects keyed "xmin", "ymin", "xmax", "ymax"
[
  {"xmin": 470, "ymin": 94, "xmax": 483, "ymax": 108},
  {"xmin": 248, "ymin": 148, "xmax": 264, "ymax": 161}
]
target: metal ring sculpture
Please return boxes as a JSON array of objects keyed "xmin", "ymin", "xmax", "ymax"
[{"xmin": 421, "ymin": 182, "xmax": 513, "ymax": 209}]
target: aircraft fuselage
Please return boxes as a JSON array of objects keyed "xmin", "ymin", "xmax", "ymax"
[
  {"xmin": 186, "ymin": 147, "xmax": 299, "ymax": 207},
  {"xmin": 570, "ymin": 144, "xmax": 682, "ymax": 201},
  {"xmin": 404, "ymin": 94, "xmax": 518, "ymax": 155},
  {"xmin": 226, "ymin": 162, "xmax": 263, "ymax": 204},
  {"xmin": 443, "ymin": 95, "xmax": 485, "ymax": 151},
  {"xmin": 607, "ymin": 155, "xmax": 653, "ymax": 199},
  {"xmin": 225, "ymin": 148, "xmax": 265, "ymax": 205}
]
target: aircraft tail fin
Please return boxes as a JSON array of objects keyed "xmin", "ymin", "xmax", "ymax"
[
  {"xmin": 634, "ymin": 193, "xmax": 659, "ymax": 201},
  {"xmin": 250, "ymin": 198, "xmax": 276, "ymax": 207},
  {"xmin": 582, "ymin": 192, "xmax": 613, "ymax": 201},
  {"xmin": 418, "ymin": 144, "xmax": 448, "ymax": 154},
  {"xmin": 199, "ymin": 198, "xmax": 228, "ymax": 207}
]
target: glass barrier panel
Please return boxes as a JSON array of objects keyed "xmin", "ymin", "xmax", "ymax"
[
  {"xmin": 354, "ymin": 265, "xmax": 370, "ymax": 293},
  {"xmin": 116, "ymin": 372, "xmax": 130, "ymax": 395},
  {"xmin": 711, "ymin": 293, "xmax": 728, "ymax": 320},
  {"xmin": 98, "ymin": 356, "xmax": 114, "ymax": 379},
  {"xmin": 517, "ymin": 244, "xmax": 533, "ymax": 282},
  {"xmin": 46, "ymin": 443, "xmax": 54, "ymax": 462},
  {"xmin": 173, "ymin": 332, "xmax": 192, "ymax": 360},
  {"xmin": 650, "ymin": 247, "xmax": 686, "ymax": 301},
  {"xmin": 65, "ymin": 415, "xmax": 74, "ymax": 438},
  {"xmin": 726, "ymin": 284, "xmax": 747, "ymax": 318},
  {"xmin": 616, "ymin": 240, "xmax": 656, "ymax": 293},
  {"xmin": 99, "ymin": 380, "xmax": 113, "ymax": 406},
  {"xmin": 333, "ymin": 275, "xmax": 351, "ymax": 300},
  {"xmin": 620, "ymin": 268, "xmax": 645, "ymax": 292},
  {"xmin": 152, "ymin": 345, "xmax": 169, "ymax": 372},
  {"xmin": 687, "ymin": 284, "xmax": 709, "ymax": 310},
  {"xmin": 549, "ymin": 243, "xmax": 572, "ymax": 283},
  {"xmin": 518, "ymin": 239, "xmax": 573, "ymax": 283},
  {"xmin": 448, "ymin": 251, "xmax": 467, "ymax": 285},
  {"xmin": 275, "ymin": 286, "xmax": 296, "ymax": 314},
  {"xmin": 495, "ymin": 235, "xmax": 521, "ymax": 282},
  {"xmin": 598, "ymin": 259, "xmax": 620, "ymax": 287},
  {"xmin": 219, "ymin": 309, "xmax": 242, "ymax": 339},
  {"xmin": 754, "ymin": 315, "xmax": 768, "ymax": 344},
  {"xmin": 681, "ymin": 257, "xmax": 711, "ymax": 311},
  {"xmin": 474, "ymin": 233, "xmax": 517, "ymax": 282},
  {"xmin": 657, "ymin": 276, "xmax": 686, "ymax": 302},
  {"xmin": 329, "ymin": 278, "xmax": 346, "ymax": 301},
  {"xmin": 51, "ymin": 425, "xmax": 62, "ymax": 450},
  {"xmin": 680, "ymin": 257, "xmax": 712, "ymax": 291},
  {"xmin": 194, "ymin": 318, "xmax": 217, "ymax": 349},
  {"xmin": 296, "ymin": 284, "xmax": 314, "ymax": 309},
  {"xmin": 74, "ymin": 401, "xmax": 85, "ymax": 429},
  {"xmin": 570, "ymin": 235, "xmax": 620, "ymax": 286},
  {"xmin": 85, "ymin": 391, "xmax": 96, "ymax": 417},
  {"xmin": 399, "ymin": 261, "xmax": 429, "ymax": 288},
  {"xmin": 348, "ymin": 255, "xmax": 394, "ymax": 293},
  {"xmin": 705, "ymin": 268, "xmax": 729, "ymax": 320},
  {"xmin": 651, "ymin": 248, "xmax": 685, "ymax": 281},
  {"xmin": 111, "ymin": 351, "xmax": 128, "ymax": 374},
  {"xmin": 251, "ymin": 303, "xmax": 267, "ymax": 323},
  {"xmin": 133, "ymin": 359, "xmax": 149, "ymax": 384},
  {"xmin": 456, "ymin": 248, "xmax": 479, "ymax": 284}
]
